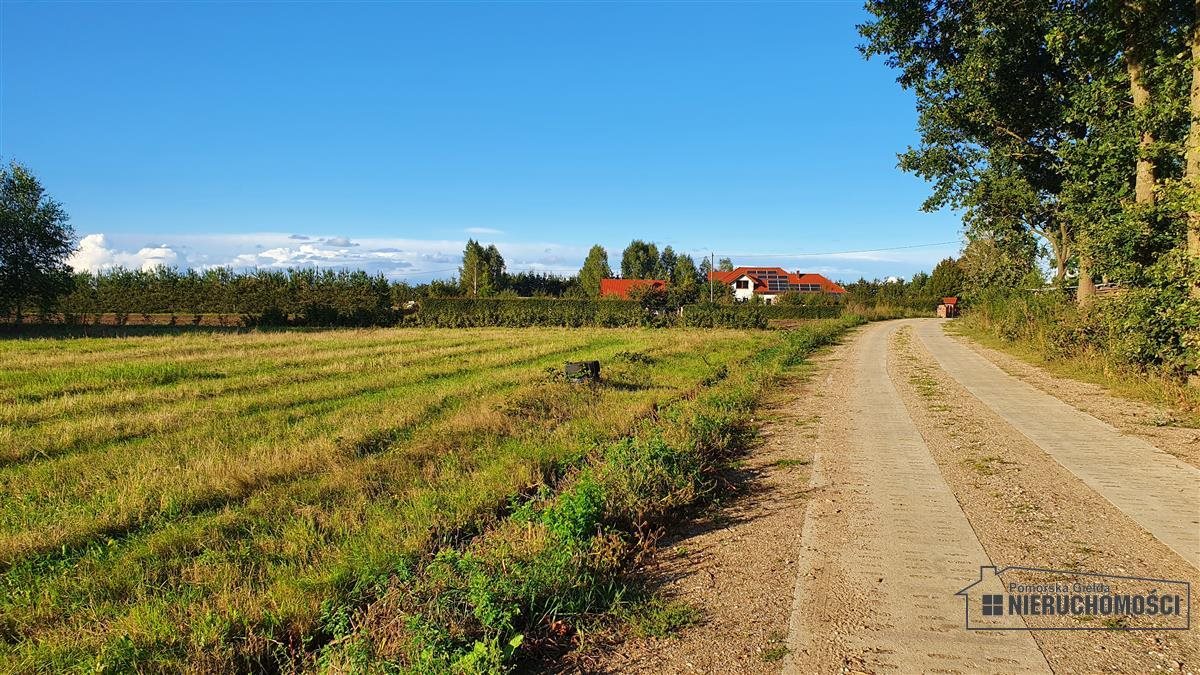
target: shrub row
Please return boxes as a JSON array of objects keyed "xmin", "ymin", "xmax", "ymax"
[
  {"xmin": 959, "ymin": 283, "xmax": 1198, "ymax": 377},
  {"xmin": 756, "ymin": 304, "xmax": 842, "ymax": 320},
  {"xmin": 315, "ymin": 317, "xmax": 865, "ymax": 671},
  {"xmin": 54, "ymin": 268, "xmax": 395, "ymax": 327},
  {"xmin": 417, "ymin": 298, "xmax": 845, "ymax": 329},
  {"xmin": 38, "ymin": 274, "xmax": 852, "ymax": 330},
  {"xmin": 415, "ymin": 298, "xmax": 662, "ymax": 328}
]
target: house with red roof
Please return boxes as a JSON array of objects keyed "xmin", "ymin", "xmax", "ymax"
[
  {"xmin": 707, "ymin": 267, "xmax": 846, "ymax": 304},
  {"xmin": 599, "ymin": 278, "xmax": 669, "ymax": 300}
]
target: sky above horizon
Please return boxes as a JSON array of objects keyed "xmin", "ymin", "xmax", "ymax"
[{"xmin": 1, "ymin": 1, "xmax": 963, "ymax": 284}]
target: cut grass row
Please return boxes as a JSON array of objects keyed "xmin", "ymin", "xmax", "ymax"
[
  {"xmin": 1, "ymin": 334, "xmax": 605, "ymax": 549},
  {"xmin": 0, "ymin": 333, "xmax": 567, "ymax": 464},
  {"xmin": 0, "ymin": 326, "xmax": 778, "ymax": 671},
  {"xmin": 7, "ymin": 331, "xmax": 717, "ymax": 564},
  {"xmin": 317, "ymin": 317, "xmax": 865, "ymax": 671}
]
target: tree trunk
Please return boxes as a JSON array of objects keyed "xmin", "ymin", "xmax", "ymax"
[
  {"xmin": 1188, "ymin": 0, "xmax": 1199, "ymax": 386},
  {"xmin": 1127, "ymin": 41, "xmax": 1156, "ymax": 207},
  {"xmin": 1077, "ymin": 262, "xmax": 1096, "ymax": 303},
  {"xmin": 1188, "ymin": 0, "xmax": 1199, "ymax": 294}
]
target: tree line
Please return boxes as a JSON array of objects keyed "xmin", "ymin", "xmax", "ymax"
[
  {"xmin": 860, "ymin": 0, "xmax": 1198, "ymax": 376},
  {"xmin": 1, "ymin": 160, "xmax": 957, "ymax": 326},
  {"xmin": 455, "ymin": 237, "xmax": 738, "ymax": 304}
]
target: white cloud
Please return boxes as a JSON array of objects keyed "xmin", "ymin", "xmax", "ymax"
[
  {"xmin": 68, "ymin": 231, "xmax": 585, "ymax": 280},
  {"xmin": 65, "ymin": 231, "xmax": 953, "ymax": 284},
  {"xmin": 68, "ymin": 234, "xmax": 183, "ymax": 272},
  {"xmin": 465, "ymin": 227, "xmax": 504, "ymax": 235}
]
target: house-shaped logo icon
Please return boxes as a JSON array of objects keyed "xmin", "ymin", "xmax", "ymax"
[
  {"xmin": 957, "ymin": 565, "xmax": 1190, "ymax": 631},
  {"xmin": 956, "ymin": 566, "xmax": 1029, "ymax": 630}
]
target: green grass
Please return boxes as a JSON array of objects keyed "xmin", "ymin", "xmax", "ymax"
[
  {"xmin": 0, "ymin": 319, "xmax": 863, "ymax": 671},
  {"xmin": 772, "ymin": 458, "xmax": 811, "ymax": 468},
  {"xmin": 760, "ymin": 629, "xmax": 789, "ymax": 662},
  {"xmin": 624, "ymin": 598, "xmax": 701, "ymax": 638},
  {"xmin": 313, "ymin": 317, "xmax": 862, "ymax": 671},
  {"xmin": 0, "ymin": 327, "xmax": 780, "ymax": 670}
]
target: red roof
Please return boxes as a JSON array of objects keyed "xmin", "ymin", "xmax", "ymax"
[
  {"xmin": 707, "ymin": 267, "xmax": 846, "ymax": 294},
  {"xmin": 599, "ymin": 278, "xmax": 669, "ymax": 300}
]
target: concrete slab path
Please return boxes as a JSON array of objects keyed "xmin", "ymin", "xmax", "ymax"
[
  {"xmin": 915, "ymin": 321, "xmax": 1200, "ymax": 570},
  {"xmin": 786, "ymin": 321, "xmax": 1049, "ymax": 674}
]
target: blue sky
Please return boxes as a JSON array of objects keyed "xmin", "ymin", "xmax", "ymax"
[{"xmin": 0, "ymin": 1, "xmax": 962, "ymax": 283}]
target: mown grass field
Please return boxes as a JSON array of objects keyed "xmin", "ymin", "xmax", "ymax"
[{"xmin": 0, "ymin": 326, "xmax": 795, "ymax": 671}]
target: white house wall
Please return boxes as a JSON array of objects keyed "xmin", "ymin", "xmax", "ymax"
[{"xmin": 733, "ymin": 275, "xmax": 755, "ymax": 301}]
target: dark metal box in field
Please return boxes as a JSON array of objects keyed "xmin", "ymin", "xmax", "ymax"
[{"xmin": 565, "ymin": 360, "xmax": 600, "ymax": 382}]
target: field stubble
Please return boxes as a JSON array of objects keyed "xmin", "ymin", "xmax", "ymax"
[{"xmin": 0, "ymin": 326, "xmax": 782, "ymax": 670}]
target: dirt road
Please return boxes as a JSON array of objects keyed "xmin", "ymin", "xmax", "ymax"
[
  {"xmin": 785, "ymin": 319, "xmax": 1198, "ymax": 674},
  {"xmin": 784, "ymin": 321, "xmax": 1049, "ymax": 674},
  {"xmin": 915, "ymin": 321, "xmax": 1200, "ymax": 568},
  {"xmin": 599, "ymin": 318, "xmax": 1199, "ymax": 674}
]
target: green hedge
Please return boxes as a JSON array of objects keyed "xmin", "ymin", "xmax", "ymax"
[
  {"xmin": 416, "ymin": 299, "xmax": 843, "ymax": 329},
  {"xmin": 757, "ymin": 305, "xmax": 843, "ymax": 320},
  {"xmin": 416, "ymin": 298, "xmax": 662, "ymax": 328},
  {"xmin": 678, "ymin": 304, "xmax": 767, "ymax": 329}
]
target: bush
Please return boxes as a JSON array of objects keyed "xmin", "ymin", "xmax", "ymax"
[
  {"xmin": 416, "ymin": 298, "xmax": 654, "ymax": 328},
  {"xmin": 960, "ymin": 279, "xmax": 1198, "ymax": 377}
]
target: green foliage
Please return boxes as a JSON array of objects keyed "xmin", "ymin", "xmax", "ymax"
[
  {"xmin": 460, "ymin": 239, "xmax": 507, "ymax": 297},
  {"xmin": 0, "ymin": 161, "xmax": 75, "ymax": 319},
  {"xmin": 959, "ymin": 233, "xmax": 1039, "ymax": 295},
  {"xmin": 841, "ymin": 275, "xmax": 942, "ymax": 314},
  {"xmin": 928, "ymin": 257, "xmax": 965, "ymax": 298},
  {"xmin": 620, "ymin": 240, "xmax": 661, "ymax": 279},
  {"xmin": 542, "ymin": 473, "xmax": 606, "ymax": 542},
  {"xmin": 667, "ymin": 254, "xmax": 703, "ymax": 306},
  {"xmin": 576, "ymin": 244, "xmax": 613, "ymax": 298},
  {"xmin": 859, "ymin": 0, "xmax": 1082, "ymax": 278},
  {"xmin": 626, "ymin": 282, "xmax": 670, "ymax": 310},
  {"xmin": 506, "ymin": 271, "xmax": 574, "ymax": 298},
  {"xmin": 600, "ymin": 436, "xmax": 704, "ymax": 523},
  {"xmin": 861, "ymin": 0, "xmax": 1196, "ymax": 377},
  {"xmin": 624, "ymin": 599, "xmax": 700, "ymax": 638},
  {"xmin": 417, "ymin": 298, "xmax": 657, "ymax": 327},
  {"xmin": 961, "ymin": 270, "xmax": 1198, "ymax": 377},
  {"xmin": 658, "ymin": 246, "xmax": 678, "ymax": 282},
  {"xmin": 418, "ymin": 298, "xmax": 842, "ymax": 328},
  {"xmin": 679, "ymin": 303, "xmax": 766, "ymax": 328},
  {"xmin": 57, "ymin": 267, "xmax": 395, "ymax": 327}
]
